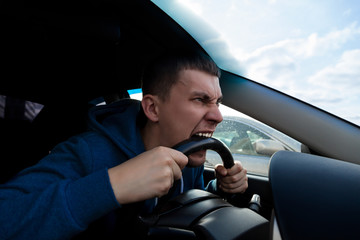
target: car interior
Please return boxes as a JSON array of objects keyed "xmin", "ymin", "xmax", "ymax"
[{"xmin": 1, "ymin": 0, "xmax": 360, "ymax": 239}]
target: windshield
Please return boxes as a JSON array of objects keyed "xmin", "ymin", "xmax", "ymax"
[{"xmin": 152, "ymin": 0, "xmax": 360, "ymax": 127}]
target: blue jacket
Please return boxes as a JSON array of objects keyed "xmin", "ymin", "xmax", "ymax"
[{"xmin": 0, "ymin": 99, "xmax": 217, "ymax": 239}]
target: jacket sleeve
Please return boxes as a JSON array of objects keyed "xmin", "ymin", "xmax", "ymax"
[
  {"xmin": 0, "ymin": 135, "xmax": 120, "ymax": 240},
  {"xmin": 185, "ymin": 165, "xmax": 219, "ymax": 194},
  {"xmin": 205, "ymin": 179, "xmax": 218, "ymax": 194}
]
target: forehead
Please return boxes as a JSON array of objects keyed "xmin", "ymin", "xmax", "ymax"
[{"xmin": 175, "ymin": 69, "xmax": 222, "ymax": 95}]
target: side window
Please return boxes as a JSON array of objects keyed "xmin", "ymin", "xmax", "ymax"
[
  {"xmin": 0, "ymin": 95, "xmax": 44, "ymax": 122},
  {"xmin": 212, "ymin": 119, "xmax": 278, "ymax": 157},
  {"xmin": 206, "ymin": 107, "xmax": 303, "ymax": 176}
]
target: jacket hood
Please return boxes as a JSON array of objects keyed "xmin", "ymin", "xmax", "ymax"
[{"xmin": 87, "ymin": 99, "xmax": 145, "ymax": 158}]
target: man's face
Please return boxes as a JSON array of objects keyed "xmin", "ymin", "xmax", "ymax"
[{"xmin": 157, "ymin": 69, "xmax": 223, "ymax": 166}]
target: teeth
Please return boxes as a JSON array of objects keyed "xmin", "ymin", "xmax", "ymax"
[{"xmin": 195, "ymin": 132, "xmax": 212, "ymax": 138}]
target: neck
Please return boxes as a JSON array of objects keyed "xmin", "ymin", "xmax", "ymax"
[{"xmin": 141, "ymin": 122, "xmax": 160, "ymax": 150}]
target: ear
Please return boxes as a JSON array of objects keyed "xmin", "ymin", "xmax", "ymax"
[{"xmin": 141, "ymin": 94, "xmax": 160, "ymax": 122}]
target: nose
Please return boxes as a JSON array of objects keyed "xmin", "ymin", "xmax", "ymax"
[{"xmin": 207, "ymin": 104, "xmax": 223, "ymax": 124}]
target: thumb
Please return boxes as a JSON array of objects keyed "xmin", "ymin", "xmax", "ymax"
[{"xmin": 215, "ymin": 164, "xmax": 227, "ymax": 176}]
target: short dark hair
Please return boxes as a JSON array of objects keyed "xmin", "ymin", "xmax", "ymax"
[{"xmin": 141, "ymin": 49, "xmax": 221, "ymax": 101}]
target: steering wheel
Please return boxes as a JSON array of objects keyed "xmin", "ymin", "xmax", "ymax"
[{"xmin": 139, "ymin": 136, "xmax": 269, "ymax": 239}]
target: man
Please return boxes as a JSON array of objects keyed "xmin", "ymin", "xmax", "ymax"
[{"xmin": 0, "ymin": 49, "xmax": 248, "ymax": 239}]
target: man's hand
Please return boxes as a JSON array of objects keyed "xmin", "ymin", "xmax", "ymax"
[
  {"xmin": 108, "ymin": 146, "xmax": 188, "ymax": 204},
  {"xmin": 214, "ymin": 161, "xmax": 248, "ymax": 194}
]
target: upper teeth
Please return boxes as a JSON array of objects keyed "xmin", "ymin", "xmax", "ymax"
[{"xmin": 195, "ymin": 133, "xmax": 212, "ymax": 138}]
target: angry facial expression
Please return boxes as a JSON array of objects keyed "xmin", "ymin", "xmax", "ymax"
[{"xmin": 156, "ymin": 69, "xmax": 223, "ymax": 166}]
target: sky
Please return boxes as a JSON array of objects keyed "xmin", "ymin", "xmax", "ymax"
[{"xmin": 178, "ymin": 0, "xmax": 360, "ymax": 126}]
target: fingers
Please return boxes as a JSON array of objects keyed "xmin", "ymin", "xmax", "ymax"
[
  {"xmin": 108, "ymin": 146, "xmax": 189, "ymax": 204},
  {"xmin": 168, "ymin": 148, "xmax": 188, "ymax": 173},
  {"xmin": 145, "ymin": 146, "xmax": 188, "ymax": 193},
  {"xmin": 214, "ymin": 164, "xmax": 227, "ymax": 176},
  {"xmin": 155, "ymin": 147, "xmax": 188, "ymax": 181},
  {"xmin": 216, "ymin": 161, "xmax": 248, "ymax": 194}
]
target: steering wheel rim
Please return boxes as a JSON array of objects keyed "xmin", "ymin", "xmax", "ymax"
[{"xmin": 172, "ymin": 136, "xmax": 234, "ymax": 169}]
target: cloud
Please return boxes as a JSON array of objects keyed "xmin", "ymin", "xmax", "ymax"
[
  {"xmin": 232, "ymin": 22, "xmax": 360, "ymax": 125},
  {"xmin": 304, "ymin": 49, "xmax": 360, "ymax": 117},
  {"xmin": 295, "ymin": 49, "xmax": 360, "ymax": 125},
  {"xmin": 308, "ymin": 49, "xmax": 360, "ymax": 91},
  {"xmin": 306, "ymin": 22, "xmax": 360, "ymax": 56},
  {"xmin": 235, "ymin": 22, "xmax": 360, "ymax": 85},
  {"xmin": 240, "ymin": 21, "xmax": 360, "ymax": 63}
]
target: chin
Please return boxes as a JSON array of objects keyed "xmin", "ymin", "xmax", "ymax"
[{"xmin": 188, "ymin": 150, "xmax": 206, "ymax": 167}]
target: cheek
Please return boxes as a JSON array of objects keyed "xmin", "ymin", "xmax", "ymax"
[
  {"xmin": 159, "ymin": 100, "xmax": 206, "ymax": 142},
  {"xmin": 160, "ymin": 107, "xmax": 200, "ymax": 143},
  {"xmin": 164, "ymin": 101, "xmax": 199, "ymax": 124},
  {"xmin": 173, "ymin": 107, "xmax": 202, "ymax": 130}
]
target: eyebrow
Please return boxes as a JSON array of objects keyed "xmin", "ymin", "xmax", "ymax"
[{"xmin": 192, "ymin": 91, "xmax": 223, "ymax": 103}]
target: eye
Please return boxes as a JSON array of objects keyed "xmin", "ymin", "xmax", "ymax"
[{"xmin": 192, "ymin": 97, "xmax": 206, "ymax": 103}]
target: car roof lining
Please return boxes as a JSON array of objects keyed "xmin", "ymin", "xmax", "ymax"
[{"xmin": 0, "ymin": 0, "xmax": 203, "ymax": 105}]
